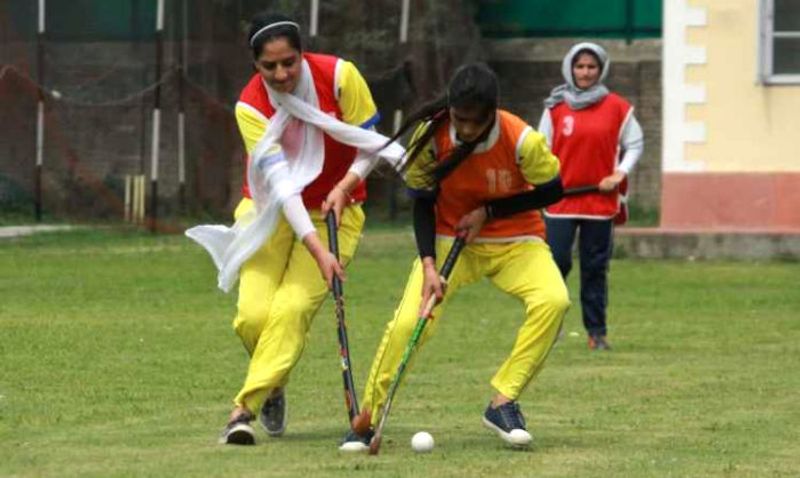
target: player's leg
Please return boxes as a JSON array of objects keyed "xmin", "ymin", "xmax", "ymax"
[
  {"xmin": 257, "ymin": 206, "xmax": 366, "ymax": 436},
  {"xmin": 341, "ymin": 239, "xmax": 477, "ymax": 451},
  {"xmin": 544, "ymin": 216, "xmax": 578, "ymax": 279},
  {"xmin": 222, "ymin": 205, "xmax": 364, "ymax": 444},
  {"xmin": 232, "ymin": 199, "xmax": 294, "ymax": 355},
  {"xmin": 219, "ymin": 199, "xmax": 294, "ymax": 445},
  {"xmin": 577, "ymin": 219, "xmax": 613, "ymax": 349},
  {"xmin": 483, "ymin": 241, "xmax": 570, "ymax": 446}
]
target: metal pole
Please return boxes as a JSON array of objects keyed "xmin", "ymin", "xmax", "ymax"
[
  {"xmin": 124, "ymin": 175, "xmax": 132, "ymax": 222},
  {"xmin": 399, "ymin": 0, "xmax": 410, "ymax": 43},
  {"xmin": 150, "ymin": 0, "xmax": 164, "ymax": 232},
  {"xmin": 388, "ymin": 0, "xmax": 411, "ymax": 221},
  {"xmin": 310, "ymin": 0, "xmax": 319, "ymax": 37},
  {"xmin": 34, "ymin": 0, "xmax": 46, "ymax": 222},
  {"xmin": 178, "ymin": 0, "xmax": 187, "ymax": 214},
  {"xmin": 625, "ymin": 0, "xmax": 635, "ymax": 45}
]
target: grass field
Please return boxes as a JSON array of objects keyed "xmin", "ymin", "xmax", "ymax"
[{"xmin": 1, "ymin": 227, "xmax": 798, "ymax": 477}]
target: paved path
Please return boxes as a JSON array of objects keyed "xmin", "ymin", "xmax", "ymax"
[{"xmin": 0, "ymin": 225, "xmax": 77, "ymax": 239}]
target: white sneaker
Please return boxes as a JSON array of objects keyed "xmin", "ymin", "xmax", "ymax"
[
  {"xmin": 482, "ymin": 401, "xmax": 533, "ymax": 447},
  {"xmin": 338, "ymin": 429, "xmax": 373, "ymax": 453}
]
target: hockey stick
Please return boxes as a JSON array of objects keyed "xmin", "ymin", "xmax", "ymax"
[
  {"xmin": 368, "ymin": 235, "xmax": 467, "ymax": 455},
  {"xmin": 563, "ymin": 185, "xmax": 600, "ymax": 196},
  {"xmin": 325, "ymin": 211, "xmax": 360, "ymax": 427}
]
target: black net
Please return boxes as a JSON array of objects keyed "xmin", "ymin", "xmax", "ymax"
[{"xmin": 0, "ymin": 0, "xmax": 484, "ymax": 228}]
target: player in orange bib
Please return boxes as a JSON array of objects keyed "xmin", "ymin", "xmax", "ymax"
[{"xmin": 340, "ymin": 64, "xmax": 570, "ymax": 451}]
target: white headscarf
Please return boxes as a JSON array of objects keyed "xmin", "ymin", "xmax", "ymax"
[
  {"xmin": 544, "ymin": 42, "xmax": 610, "ymax": 110},
  {"xmin": 186, "ymin": 59, "xmax": 405, "ymax": 292}
]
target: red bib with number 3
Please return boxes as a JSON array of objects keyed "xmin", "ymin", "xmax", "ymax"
[{"xmin": 546, "ymin": 93, "xmax": 631, "ymax": 221}]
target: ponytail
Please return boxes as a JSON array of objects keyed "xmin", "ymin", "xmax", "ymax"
[{"xmin": 386, "ymin": 63, "xmax": 499, "ymax": 186}]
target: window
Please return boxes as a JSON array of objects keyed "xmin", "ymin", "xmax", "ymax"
[{"xmin": 760, "ymin": 0, "xmax": 800, "ymax": 83}]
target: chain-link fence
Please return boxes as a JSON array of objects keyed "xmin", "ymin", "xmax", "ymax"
[{"xmin": 0, "ymin": 0, "xmax": 483, "ymax": 229}]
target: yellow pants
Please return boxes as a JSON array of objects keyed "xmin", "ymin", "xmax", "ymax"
[
  {"xmin": 362, "ymin": 238, "xmax": 570, "ymax": 423},
  {"xmin": 231, "ymin": 198, "xmax": 365, "ymax": 414}
]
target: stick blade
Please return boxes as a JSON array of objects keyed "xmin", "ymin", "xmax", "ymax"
[
  {"xmin": 350, "ymin": 409, "xmax": 371, "ymax": 435},
  {"xmin": 368, "ymin": 434, "xmax": 382, "ymax": 455}
]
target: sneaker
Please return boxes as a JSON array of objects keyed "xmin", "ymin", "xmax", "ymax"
[
  {"xmin": 482, "ymin": 401, "xmax": 532, "ymax": 447},
  {"xmin": 588, "ymin": 334, "xmax": 611, "ymax": 350},
  {"xmin": 259, "ymin": 389, "xmax": 287, "ymax": 437},
  {"xmin": 218, "ymin": 413, "xmax": 256, "ymax": 445},
  {"xmin": 338, "ymin": 428, "xmax": 374, "ymax": 453}
]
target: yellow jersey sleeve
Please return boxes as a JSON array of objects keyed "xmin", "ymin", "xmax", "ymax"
[
  {"xmin": 403, "ymin": 123, "xmax": 438, "ymax": 196},
  {"xmin": 337, "ymin": 61, "xmax": 380, "ymax": 127},
  {"xmin": 235, "ymin": 102, "xmax": 269, "ymax": 156},
  {"xmin": 518, "ymin": 129, "xmax": 561, "ymax": 185}
]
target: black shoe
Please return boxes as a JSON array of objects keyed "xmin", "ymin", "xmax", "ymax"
[
  {"xmin": 588, "ymin": 334, "xmax": 611, "ymax": 350},
  {"xmin": 482, "ymin": 401, "xmax": 532, "ymax": 447},
  {"xmin": 219, "ymin": 413, "xmax": 256, "ymax": 445},
  {"xmin": 338, "ymin": 428, "xmax": 374, "ymax": 453},
  {"xmin": 259, "ymin": 389, "xmax": 287, "ymax": 437}
]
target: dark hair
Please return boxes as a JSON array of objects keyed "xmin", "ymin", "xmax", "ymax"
[
  {"xmin": 248, "ymin": 12, "xmax": 302, "ymax": 60},
  {"xmin": 388, "ymin": 63, "xmax": 499, "ymax": 186},
  {"xmin": 572, "ymin": 49, "xmax": 602, "ymax": 69}
]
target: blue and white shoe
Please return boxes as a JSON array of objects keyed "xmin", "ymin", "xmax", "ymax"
[
  {"xmin": 482, "ymin": 401, "xmax": 533, "ymax": 447},
  {"xmin": 338, "ymin": 428, "xmax": 374, "ymax": 453},
  {"xmin": 259, "ymin": 389, "xmax": 287, "ymax": 437}
]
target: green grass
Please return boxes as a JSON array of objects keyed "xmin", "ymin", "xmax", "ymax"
[{"xmin": 1, "ymin": 228, "xmax": 798, "ymax": 477}]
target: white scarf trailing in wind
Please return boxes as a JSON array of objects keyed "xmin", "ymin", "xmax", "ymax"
[{"xmin": 186, "ymin": 59, "xmax": 405, "ymax": 292}]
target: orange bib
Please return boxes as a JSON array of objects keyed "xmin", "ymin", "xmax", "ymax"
[{"xmin": 433, "ymin": 110, "xmax": 546, "ymax": 241}]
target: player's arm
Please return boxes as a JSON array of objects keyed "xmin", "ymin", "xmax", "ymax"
[
  {"xmin": 335, "ymin": 61, "xmax": 381, "ymax": 188},
  {"xmin": 235, "ymin": 102, "xmax": 268, "ymax": 156},
  {"xmin": 537, "ymin": 109, "xmax": 554, "ymax": 148},
  {"xmin": 404, "ymin": 123, "xmax": 439, "ymax": 260},
  {"xmin": 322, "ymin": 60, "xmax": 382, "ymax": 223},
  {"xmin": 404, "ymin": 123, "xmax": 445, "ymax": 308},
  {"xmin": 617, "ymin": 112, "xmax": 644, "ymax": 174},
  {"xmin": 599, "ymin": 110, "xmax": 643, "ymax": 192}
]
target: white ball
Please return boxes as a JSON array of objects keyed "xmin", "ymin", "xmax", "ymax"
[{"xmin": 411, "ymin": 431, "xmax": 434, "ymax": 453}]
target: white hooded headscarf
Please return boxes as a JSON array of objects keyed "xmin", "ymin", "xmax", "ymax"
[{"xmin": 544, "ymin": 42, "xmax": 610, "ymax": 110}]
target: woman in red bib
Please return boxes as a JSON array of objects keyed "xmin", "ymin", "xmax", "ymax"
[
  {"xmin": 539, "ymin": 42, "xmax": 644, "ymax": 350},
  {"xmin": 215, "ymin": 12, "xmax": 388, "ymax": 445}
]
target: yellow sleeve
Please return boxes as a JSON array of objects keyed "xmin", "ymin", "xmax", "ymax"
[
  {"xmin": 337, "ymin": 61, "xmax": 379, "ymax": 127},
  {"xmin": 403, "ymin": 123, "xmax": 438, "ymax": 196},
  {"xmin": 235, "ymin": 102, "xmax": 269, "ymax": 156},
  {"xmin": 518, "ymin": 129, "xmax": 561, "ymax": 185}
]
